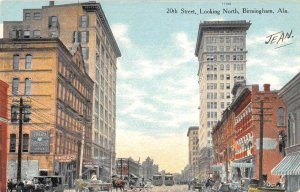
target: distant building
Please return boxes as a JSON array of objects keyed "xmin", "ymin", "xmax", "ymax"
[
  {"xmin": 140, "ymin": 157, "xmax": 159, "ymax": 180},
  {"xmin": 0, "ymin": 80, "xmax": 8, "ymax": 192},
  {"xmin": 195, "ymin": 20, "xmax": 251, "ymax": 178},
  {"xmin": 181, "ymin": 164, "xmax": 192, "ymax": 183},
  {"xmin": 187, "ymin": 126, "xmax": 199, "ymax": 178},
  {"xmin": 213, "ymin": 83, "xmax": 287, "ymax": 184},
  {"xmin": 0, "ymin": 38, "xmax": 93, "ymax": 186},
  {"xmin": 272, "ymin": 72, "xmax": 300, "ymax": 192},
  {"xmin": 3, "ymin": 1, "xmax": 121, "ymax": 180},
  {"xmin": 116, "ymin": 157, "xmax": 140, "ymax": 178}
]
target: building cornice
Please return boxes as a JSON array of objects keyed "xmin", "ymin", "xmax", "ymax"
[
  {"xmin": 195, "ymin": 20, "xmax": 251, "ymax": 57},
  {"xmin": 82, "ymin": 2, "xmax": 121, "ymax": 58}
]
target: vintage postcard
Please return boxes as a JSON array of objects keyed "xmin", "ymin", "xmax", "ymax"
[{"xmin": 0, "ymin": 0, "xmax": 299, "ymax": 191}]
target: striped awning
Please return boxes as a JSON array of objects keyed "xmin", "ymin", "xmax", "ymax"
[
  {"xmin": 272, "ymin": 152, "xmax": 300, "ymax": 175},
  {"xmin": 231, "ymin": 162, "xmax": 253, "ymax": 168}
]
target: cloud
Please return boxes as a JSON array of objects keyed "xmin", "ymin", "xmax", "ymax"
[
  {"xmin": 117, "ymin": 60, "xmax": 134, "ymax": 79},
  {"xmin": 111, "ymin": 23, "xmax": 131, "ymax": 47},
  {"xmin": 116, "ymin": 129, "xmax": 188, "ymax": 173},
  {"xmin": 117, "ymin": 83, "xmax": 157, "ymax": 115},
  {"xmin": 257, "ymin": 73, "xmax": 281, "ymax": 90}
]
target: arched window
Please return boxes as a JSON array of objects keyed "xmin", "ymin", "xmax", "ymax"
[
  {"xmin": 220, "ymin": 64, "xmax": 224, "ymax": 71},
  {"xmin": 13, "ymin": 54, "xmax": 19, "ymax": 70},
  {"xmin": 226, "ymin": 64, "xmax": 230, "ymax": 71},
  {"xmin": 288, "ymin": 113, "xmax": 296, "ymax": 146},
  {"xmin": 277, "ymin": 107, "xmax": 285, "ymax": 126},
  {"xmin": 25, "ymin": 54, "xmax": 32, "ymax": 69},
  {"xmin": 25, "ymin": 78, "xmax": 31, "ymax": 95}
]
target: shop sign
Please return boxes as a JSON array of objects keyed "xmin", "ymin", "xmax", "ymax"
[{"xmin": 30, "ymin": 131, "xmax": 50, "ymax": 153}]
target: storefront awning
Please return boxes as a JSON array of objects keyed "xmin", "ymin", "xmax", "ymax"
[
  {"xmin": 130, "ymin": 173, "xmax": 138, "ymax": 178},
  {"xmin": 211, "ymin": 165, "xmax": 223, "ymax": 171},
  {"xmin": 231, "ymin": 162, "xmax": 253, "ymax": 168},
  {"xmin": 272, "ymin": 152, "xmax": 300, "ymax": 175}
]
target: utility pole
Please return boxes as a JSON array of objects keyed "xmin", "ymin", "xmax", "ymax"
[
  {"xmin": 79, "ymin": 125, "xmax": 85, "ymax": 179},
  {"xmin": 120, "ymin": 159, "xmax": 123, "ymax": 178},
  {"xmin": 259, "ymin": 100, "xmax": 264, "ymax": 187},
  {"xmin": 128, "ymin": 159, "xmax": 130, "ymax": 180},
  {"xmin": 17, "ymin": 97, "xmax": 23, "ymax": 183}
]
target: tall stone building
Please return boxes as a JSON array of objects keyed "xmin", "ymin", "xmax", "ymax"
[
  {"xmin": 3, "ymin": 1, "xmax": 121, "ymax": 180},
  {"xmin": 0, "ymin": 80, "xmax": 8, "ymax": 192},
  {"xmin": 195, "ymin": 21, "xmax": 251, "ymax": 177},
  {"xmin": 0, "ymin": 38, "xmax": 93, "ymax": 186},
  {"xmin": 187, "ymin": 126, "xmax": 199, "ymax": 178}
]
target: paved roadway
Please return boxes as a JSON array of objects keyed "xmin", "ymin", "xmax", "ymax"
[
  {"xmin": 64, "ymin": 184, "xmax": 195, "ymax": 192},
  {"xmin": 126, "ymin": 185, "xmax": 191, "ymax": 192}
]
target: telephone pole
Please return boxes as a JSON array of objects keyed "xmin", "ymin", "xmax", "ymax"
[{"xmin": 259, "ymin": 100, "xmax": 264, "ymax": 187}]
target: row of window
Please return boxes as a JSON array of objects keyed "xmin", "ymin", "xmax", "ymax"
[
  {"xmin": 207, "ymin": 63, "xmax": 245, "ymax": 71},
  {"xmin": 10, "ymin": 30, "xmax": 41, "ymax": 39},
  {"xmin": 73, "ymin": 31, "xmax": 89, "ymax": 44},
  {"xmin": 207, "ymin": 74, "xmax": 231, "ymax": 81},
  {"xmin": 206, "ymin": 45, "xmax": 244, "ymax": 52},
  {"xmin": 206, "ymin": 54, "xmax": 244, "ymax": 61},
  {"xmin": 207, "ymin": 92, "xmax": 231, "ymax": 100},
  {"xmin": 24, "ymin": 12, "xmax": 41, "ymax": 20},
  {"xmin": 57, "ymin": 107, "xmax": 82, "ymax": 133},
  {"xmin": 11, "ymin": 105, "xmax": 31, "ymax": 123},
  {"xmin": 205, "ymin": 30, "xmax": 245, "ymax": 35},
  {"xmin": 13, "ymin": 54, "xmax": 32, "ymax": 70},
  {"xmin": 10, "ymin": 134, "xmax": 29, "ymax": 152},
  {"xmin": 206, "ymin": 83, "xmax": 231, "ymax": 90},
  {"xmin": 207, "ymin": 121, "xmax": 218, "ymax": 129},
  {"xmin": 12, "ymin": 78, "xmax": 31, "ymax": 96},
  {"xmin": 56, "ymin": 133, "xmax": 78, "ymax": 155},
  {"xmin": 57, "ymin": 81, "xmax": 89, "ymax": 117},
  {"xmin": 58, "ymin": 60, "xmax": 92, "ymax": 100},
  {"xmin": 206, "ymin": 101, "xmax": 231, "ymax": 110},
  {"xmin": 206, "ymin": 36, "xmax": 245, "ymax": 44},
  {"xmin": 207, "ymin": 112, "xmax": 218, "ymax": 119}
]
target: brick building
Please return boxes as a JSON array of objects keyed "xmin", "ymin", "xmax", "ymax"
[
  {"xmin": 212, "ymin": 82, "xmax": 287, "ymax": 184},
  {"xmin": 3, "ymin": 1, "xmax": 121, "ymax": 180},
  {"xmin": 0, "ymin": 80, "xmax": 8, "ymax": 192},
  {"xmin": 116, "ymin": 158, "xmax": 140, "ymax": 179},
  {"xmin": 0, "ymin": 38, "xmax": 93, "ymax": 187},
  {"xmin": 212, "ymin": 107, "xmax": 235, "ymax": 182}
]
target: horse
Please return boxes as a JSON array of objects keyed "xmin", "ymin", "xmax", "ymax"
[{"xmin": 112, "ymin": 177, "xmax": 126, "ymax": 191}]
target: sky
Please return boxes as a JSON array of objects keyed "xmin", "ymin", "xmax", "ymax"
[{"xmin": 1, "ymin": 0, "xmax": 300, "ymax": 173}]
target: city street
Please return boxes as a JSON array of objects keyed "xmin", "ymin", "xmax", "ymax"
[{"xmin": 126, "ymin": 185, "xmax": 189, "ymax": 192}]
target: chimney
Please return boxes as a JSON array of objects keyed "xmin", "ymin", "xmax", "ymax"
[
  {"xmin": 264, "ymin": 84, "xmax": 270, "ymax": 92},
  {"xmin": 49, "ymin": 1, "xmax": 55, "ymax": 6},
  {"xmin": 252, "ymin": 84, "xmax": 259, "ymax": 94}
]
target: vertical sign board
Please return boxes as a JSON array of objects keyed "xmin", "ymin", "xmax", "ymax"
[{"xmin": 30, "ymin": 131, "xmax": 50, "ymax": 153}]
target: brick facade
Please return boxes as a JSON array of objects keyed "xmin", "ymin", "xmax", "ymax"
[
  {"xmin": 213, "ymin": 83, "xmax": 287, "ymax": 184},
  {"xmin": 0, "ymin": 80, "xmax": 8, "ymax": 192},
  {"xmin": 0, "ymin": 38, "xmax": 93, "ymax": 186}
]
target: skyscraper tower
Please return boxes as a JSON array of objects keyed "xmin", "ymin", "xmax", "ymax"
[{"xmin": 195, "ymin": 20, "xmax": 251, "ymax": 177}]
